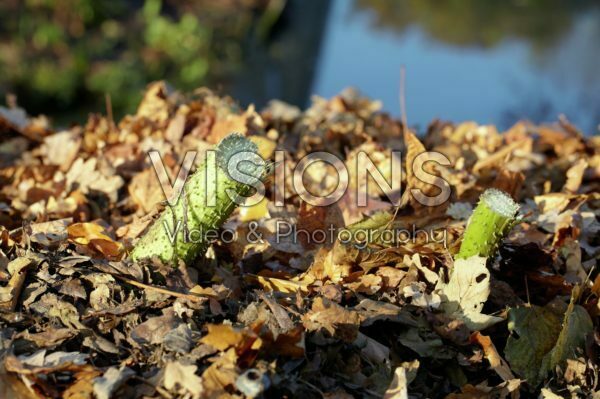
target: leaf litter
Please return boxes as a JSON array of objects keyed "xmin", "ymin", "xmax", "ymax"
[{"xmin": 0, "ymin": 82, "xmax": 599, "ymax": 397}]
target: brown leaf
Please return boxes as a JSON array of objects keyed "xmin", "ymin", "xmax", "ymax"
[
  {"xmin": 297, "ymin": 201, "xmax": 344, "ymax": 249},
  {"xmin": 93, "ymin": 366, "xmax": 135, "ymax": 399},
  {"xmin": 28, "ymin": 218, "xmax": 71, "ymax": 247},
  {"xmin": 201, "ymin": 348, "xmax": 239, "ymax": 398},
  {"xmin": 0, "ymin": 256, "xmax": 38, "ymax": 311},
  {"xmin": 563, "ymin": 158, "xmax": 588, "ymax": 194},
  {"xmin": 208, "ymin": 109, "xmax": 249, "ymax": 144},
  {"xmin": 65, "ymin": 158, "xmax": 124, "ymax": 202},
  {"xmin": 63, "ymin": 368, "xmax": 101, "ymax": 399},
  {"xmin": 67, "ymin": 222, "xmax": 124, "ymax": 259},
  {"xmin": 136, "ymin": 81, "xmax": 171, "ymax": 123},
  {"xmin": 200, "ymin": 324, "xmax": 262, "ymax": 353},
  {"xmin": 399, "ymin": 128, "xmax": 444, "ymax": 209},
  {"xmin": 473, "ymin": 139, "xmax": 530, "ymax": 173},
  {"xmin": 256, "ymin": 273, "xmax": 311, "ymax": 294},
  {"xmin": 41, "ymin": 131, "xmax": 82, "ymax": 172},
  {"xmin": 19, "ymin": 328, "xmax": 77, "ymax": 348},
  {"xmin": 470, "ymin": 332, "xmax": 516, "ymax": 382},
  {"xmin": 130, "ymin": 308, "xmax": 179, "ymax": 345},
  {"xmin": 302, "ymin": 297, "xmax": 360, "ymax": 342},
  {"xmin": 492, "ymin": 168, "xmax": 525, "ymax": 199},
  {"xmin": 163, "ymin": 361, "xmax": 203, "ymax": 398},
  {"xmin": 128, "ymin": 167, "xmax": 165, "ymax": 214}
]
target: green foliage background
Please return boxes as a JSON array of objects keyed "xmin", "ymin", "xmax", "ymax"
[{"xmin": 0, "ymin": 0, "xmax": 263, "ymax": 122}]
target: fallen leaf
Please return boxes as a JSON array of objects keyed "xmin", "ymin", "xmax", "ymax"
[
  {"xmin": 436, "ymin": 256, "xmax": 502, "ymax": 330},
  {"xmin": 163, "ymin": 323, "xmax": 193, "ymax": 354},
  {"xmin": 383, "ymin": 367, "xmax": 408, "ymax": 399},
  {"xmin": 28, "ymin": 218, "xmax": 71, "ymax": 247},
  {"xmin": 563, "ymin": 158, "xmax": 587, "ymax": 193},
  {"xmin": 136, "ymin": 81, "xmax": 171, "ymax": 123},
  {"xmin": 41, "ymin": 131, "xmax": 82, "ymax": 172},
  {"xmin": 164, "ymin": 361, "xmax": 203, "ymax": 398},
  {"xmin": 239, "ymin": 196, "xmax": 269, "ymax": 222},
  {"xmin": 256, "ymin": 274, "xmax": 310, "ymax": 294},
  {"xmin": 93, "ymin": 366, "xmax": 135, "ymax": 399},
  {"xmin": 201, "ymin": 348, "xmax": 239, "ymax": 397},
  {"xmin": 249, "ymin": 135, "xmax": 277, "ymax": 159},
  {"xmin": 64, "ymin": 367, "xmax": 102, "ymax": 399},
  {"xmin": 68, "ymin": 222, "xmax": 124, "ymax": 259},
  {"xmin": 384, "ymin": 360, "xmax": 418, "ymax": 399},
  {"xmin": 470, "ymin": 332, "xmax": 515, "ymax": 382},
  {"xmin": 209, "ymin": 110, "xmax": 248, "ymax": 143},
  {"xmin": 65, "ymin": 158, "xmax": 124, "ymax": 202},
  {"xmin": 200, "ymin": 323, "xmax": 261, "ymax": 352},
  {"xmin": 130, "ymin": 308, "xmax": 180, "ymax": 345},
  {"xmin": 5, "ymin": 350, "xmax": 89, "ymax": 374},
  {"xmin": 504, "ymin": 290, "xmax": 593, "ymax": 386},
  {"xmin": 302, "ymin": 297, "xmax": 360, "ymax": 342}
]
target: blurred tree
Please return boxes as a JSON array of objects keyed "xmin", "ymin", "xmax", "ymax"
[{"xmin": 0, "ymin": 0, "xmax": 269, "ymax": 123}]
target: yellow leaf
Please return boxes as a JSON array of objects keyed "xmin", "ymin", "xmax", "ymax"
[
  {"xmin": 200, "ymin": 324, "xmax": 244, "ymax": 351},
  {"xmin": 249, "ymin": 136, "xmax": 276, "ymax": 159},
  {"xmin": 67, "ymin": 223, "xmax": 124, "ymax": 259},
  {"xmin": 201, "ymin": 348, "xmax": 239, "ymax": 398},
  {"xmin": 68, "ymin": 222, "xmax": 109, "ymax": 245},
  {"xmin": 256, "ymin": 275, "xmax": 310, "ymax": 294},
  {"xmin": 239, "ymin": 197, "xmax": 269, "ymax": 222}
]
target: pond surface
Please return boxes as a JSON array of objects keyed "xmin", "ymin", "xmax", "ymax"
[
  {"xmin": 1, "ymin": 0, "xmax": 599, "ymax": 133},
  {"xmin": 312, "ymin": 0, "xmax": 600, "ymax": 133}
]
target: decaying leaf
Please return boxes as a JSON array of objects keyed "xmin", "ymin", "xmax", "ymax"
[
  {"xmin": 436, "ymin": 256, "xmax": 503, "ymax": 330},
  {"xmin": 28, "ymin": 218, "xmax": 71, "ymax": 246},
  {"xmin": 0, "ymin": 256, "xmax": 38, "ymax": 311},
  {"xmin": 164, "ymin": 361, "xmax": 204, "ymax": 398},
  {"xmin": 5, "ymin": 350, "xmax": 89, "ymax": 374},
  {"xmin": 130, "ymin": 308, "xmax": 180, "ymax": 345},
  {"xmin": 383, "ymin": 360, "xmax": 419, "ymax": 399},
  {"xmin": 68, "ymin": 222, "xmax": 124, "ymax": 259},
  {"xmin": 471, "ymin": 332, "xmax": 516, "ymax": 382},
  {"xmin": 201, "ymin": 348, "xmax": 239, "ymax": 397},
  {"xmin": 302, "ymin": 297, "xmax": 360, "ymax": 342},
  {"xmin": 504, "ymin": 290, "xmax": 593, "ymax": 386},
  {"xmin": 93, "ymin": 366, "xmax": 135, "ymax": 399}
]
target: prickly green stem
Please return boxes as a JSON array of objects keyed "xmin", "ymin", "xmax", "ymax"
[
  {"xmin": 456, "ymin": 188, "xmax": 520, "ymax": 260},
  {"xmin": 131, "ymin": 134, "xmax": 267, "ymax": 266}
]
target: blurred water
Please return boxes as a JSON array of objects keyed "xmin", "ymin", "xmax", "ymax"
[{"xmin": 311, "ymin": 0, "xmax": 600, "ymax": 133}]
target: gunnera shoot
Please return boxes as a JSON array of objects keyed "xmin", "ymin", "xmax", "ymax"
[
  {"xmin": 131, "ymin": 134, "xmax": 268, "ymax": 265},
  {"xmin": 456, "ymin": 188, "xmax": 520, "ymax": 260}
]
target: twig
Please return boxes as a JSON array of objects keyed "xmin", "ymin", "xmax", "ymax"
[
  {"xmin": 524, "ymin": 275, "xmax": 530, "ymax": 306},
  {"xmin": 105, "ymin": 93, "xmax": 116, "ymax": 132},
  {"xmin": 389, "ymin": 66, "xmax": 409, "ymax": 223},
  {"xmin": 298, "ymin": 378, "xmax": 325, "ymax": 398},
  {"xmin": 112, "ymin": 274, "xmax": 210, "ymax": 302},
  {"xmin": 399, "ymin": 65, "xmax": 408, "ymax": 132}
]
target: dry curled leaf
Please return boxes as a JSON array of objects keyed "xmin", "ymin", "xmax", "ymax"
[{"xmin": 68, "ymin": 222, "xmax": 124, "ymax": 259}]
